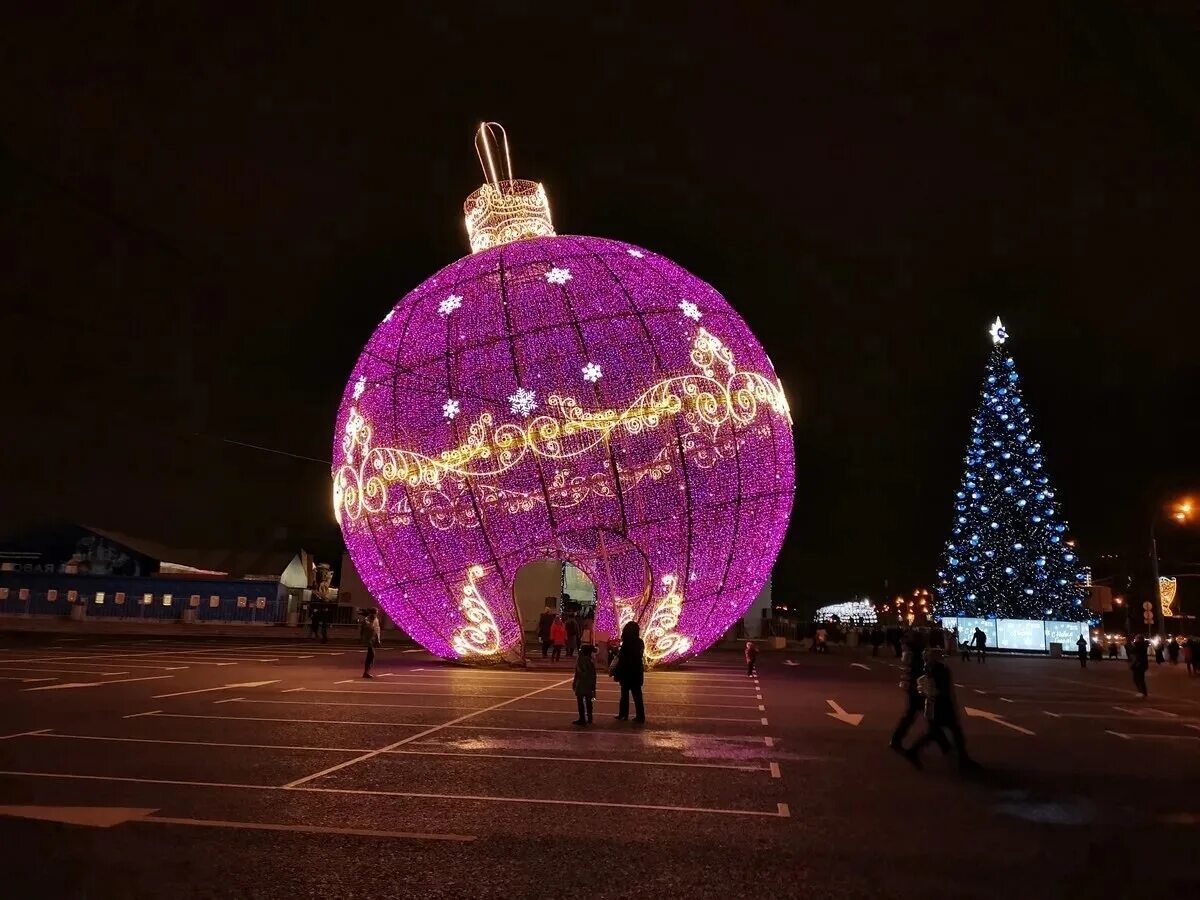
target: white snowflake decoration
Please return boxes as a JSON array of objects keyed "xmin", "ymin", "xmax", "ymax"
[
  {"xmin": 508, "ymin": 387, "xmax": 537, "ymax": 417},
  {"xmin": 582, "ymin": 363, "xmax": 603, "ymax": 383},
  {"xmin": 438, "ymin": 294, "xmax": 463, "ymax": 317},
  {"xmin": 442, "ymin": 399, "xmax": 461, "ymax": 420},
  {"xmin": 545, "ymin": 267, "xmax": 572, "ymax": 286},
  {"xmin": 352, "ymin": 376, "xmax": 366, "ymax": 400},
  {"xmin": 627, "ymin": 249, "xmax": 644, "ymax": 259},
  {"xmin": 679, "ymin": 300, "xmax": 703, "ymax": 321}
]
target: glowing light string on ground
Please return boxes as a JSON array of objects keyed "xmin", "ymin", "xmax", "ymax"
[
  {"xmin": 1159, "ymin": 577, "xmax": 1177, "ymax": 618},
  {"xmin": 332, "ymin": 125, "xmax": 795, "ymax": 666}
]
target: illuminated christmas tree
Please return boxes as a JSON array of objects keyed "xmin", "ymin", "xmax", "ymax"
[{"xmin": 935, "ymin": 318, "xmax": 1086, "ymax": 620}]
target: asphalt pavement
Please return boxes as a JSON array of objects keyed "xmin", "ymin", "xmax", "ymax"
[{"xmin": 0, "ymin": 632, "xmax": 1196, "ymax": 899}]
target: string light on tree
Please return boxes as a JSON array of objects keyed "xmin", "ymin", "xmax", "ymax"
[
  {"xmin": 332, "ymin": 123, "xmax": 795, "ymax": 666},
  {"xmin": 935, "ymin": 318, "xmax": 1087, "ymax": 621}
]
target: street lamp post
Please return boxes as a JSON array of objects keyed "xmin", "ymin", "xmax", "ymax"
[{"xmin": 1151, "ymin": 499, "xmax": 1194, "ymax": 638}]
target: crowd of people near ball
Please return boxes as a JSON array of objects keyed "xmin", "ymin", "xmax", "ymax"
[{"xmin": 536, "ymin": 600, "xmax": 646, "ymax": 725}]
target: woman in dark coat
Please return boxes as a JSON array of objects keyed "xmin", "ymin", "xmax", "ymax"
[{"xmin": 612, "ymin": 620, "xmax": 646, "ymax": 723}]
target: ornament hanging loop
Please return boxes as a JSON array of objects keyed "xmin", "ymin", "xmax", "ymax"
[{"xmin": 475, "ymin": 122, "xmax": 514, "ymax": 190}]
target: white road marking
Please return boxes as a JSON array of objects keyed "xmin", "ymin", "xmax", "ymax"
[
  {"xmin": 144, "ymin": 814, "xmax": 476, "ymax": 841},
  {"xmin": 141, "ymin": 711, "xmax": 764, "ymax": 741},
  {"xmin": 0, "ymin": 729, "xmax": 52, "ymax": 741},
  {"xmin": 763, "ymin": 736, "xmax": 774, "ymax": 748},
  {"xmin": 229, "ymin": 698, "xmax": 480, "ymax": 712},
  {"xmin": 123, "ymin": 710, "xmax": 162, "ymax": 719},
  {"xmin": 0, "ymin": 676, "xmax": 56, "ymax": 683},
  {"xmin": 1113, "ymin": 705, "xmax": 1177, "ymax": 718},
  {"xmin": 758, "ymin": 705, "xmax": 765, "ymax": 711},
  {"xmin": 963, "ymin": 707, "xmax": 1035, "ymax": 735},
  {"xmin": 306, "ymin": 689, "xmax": 762, "ymax": 710},
  {"xmin": 0, "ymin": 770, "xmax": 790, "ymax": 818},
  {"xmin": 1000, "ymin": 698, "xmax": 1014, "ymax": 703},
  {"xmin": 25, "ymin": 675, "xmax": 174, "ymax": 692},
  {"xmin": 850, "ymin": 663, "xmax": 871, "ymax": 671},
  {"xmin": 282, "ymin": 677, "xmax": 574, "ymax": 789},
  {"xmin": 1105, "ymin": 730, "xmax": 1200, "ymax": 742},
  {"xmin": 769, "ymin": 762, "xmax": 781, "ymax": 779},
  {"xmin": 761, "ymin": 717, "xmax": 769, "ymax": 726},
  {"xmin": 152, "ymin": 680, "xmax": 280, "ymax": 699},
  {"xmin": 0, "ymin": 804, "xmax": 474, "ymax": 841},
  {"xmin": 825, "ymin": 700, "xmax": 863, "ymax": 726},
  {"xmin": 0, "ymin": 667, "xmax": 130, "ymax": 676},
  {"xmin": 385, "ymin": 748, "xmax": 770, "ymax": 772},
  {"xmin": 27, "ymin": 732, "xmax": 369, "ymax": 753}
]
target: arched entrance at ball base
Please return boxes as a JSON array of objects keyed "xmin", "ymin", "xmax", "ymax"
[{"xmin": 508, "ymin": 527, "xmax": 653, "ymax": 665}]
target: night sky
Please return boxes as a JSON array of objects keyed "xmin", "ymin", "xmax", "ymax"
[{"xmin": 3, "ymin": 4, "xmax": 1198, "ymax": 607}]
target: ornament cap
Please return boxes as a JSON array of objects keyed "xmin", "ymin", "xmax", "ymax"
[{"xmin": 464, "ymin": 123, "xmax": 555, "ymax": 253}]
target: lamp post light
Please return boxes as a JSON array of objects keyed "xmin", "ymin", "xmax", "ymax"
[{"xmin": 1151, "ymin": 498, "xmax": 1194, "ymax": 638}]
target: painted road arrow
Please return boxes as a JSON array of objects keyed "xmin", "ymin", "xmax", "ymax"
[
  {"xmin": 850, "ymin": 663, "xmax": 871, "ymax": 671},
  {"xmin": 25, "ymin": 675, "xmax": 173, "ymax": 692},
  {"xmin": 826, "ymin": 700, "xmax": 864, "ymax": 726},
  {"xmin": 152, "ymin": 680, "xmax": 280, "ymax": 699},
  {"xmin": 964, "ymin": 706, "xmax": 1035, "ymax": 735},
  {"xmin": 0, "ymin": 805, "xmax": 475, "ymax": 841}
]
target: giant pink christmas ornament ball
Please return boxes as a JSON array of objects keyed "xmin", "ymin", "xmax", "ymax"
[{"xmin": 333, "ymin": 132, "xmax": 794, "ymax": 666}]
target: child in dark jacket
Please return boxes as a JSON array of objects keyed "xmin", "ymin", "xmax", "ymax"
[
  {"xmin": 572, "ymin": 645, "xmax": 597, "ymax": 726},
  {"xmin": 745, "ymin": 641, "xmax": 758, "ymax": 677}
]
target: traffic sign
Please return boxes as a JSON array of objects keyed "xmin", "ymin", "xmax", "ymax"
[{"xmin": 1142, "ymin": 601, "xmax": 1153, "ymax": 611}]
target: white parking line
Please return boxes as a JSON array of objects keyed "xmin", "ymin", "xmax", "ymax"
[
  {"xmin": 12, "ymin": 732, "xmax": 775, "ymax": 774},
  {"xmin": 228, "ymin": 698, "xmax": 483, "ymax": 712},
  {"xmin": 769, "ymin": 762, "xmax": 781, "ymax": 779},
  {"xmin": 25, "ymin": 675, "xmax": 175, "ymax": 692},
  {"xmin": 0, "ymin": 729, "xmax": 52, "ymax": 741},
  {"xmin": 0, "ymin": 770, "xmax": 790, "ymax": 818},
  {"xmin": 282, "ymin": 677, "xmax": 574, "ymax": 788}
]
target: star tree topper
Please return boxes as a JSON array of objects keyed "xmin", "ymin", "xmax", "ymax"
[{"xmin": 989, "ymin": 317, "xmax": 1008, "ymax": 345}]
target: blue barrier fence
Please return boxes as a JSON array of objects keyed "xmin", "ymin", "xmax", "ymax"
[{"xmin": 0, "ymin": 573, "xmax": 289, "ymax": 624}]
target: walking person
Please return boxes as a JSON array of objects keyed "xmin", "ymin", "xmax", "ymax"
[
  {"xmin": 889, "ymin": 632, "xmax": 926, "ymax": 753},
  {"xmin": 745, "ymin": 641, "xmax": 758, "ymax": 677},
  {"xmin": 972, "ymin": 627, "xmax": 987, "ymax": 663},
  {"xmin": 903, "ymin": 648, "xmax": 978, "ymax": 772},
  {"xmin": 538, "ymin": 602, "xmax": 555, "ymax": 658},
  {"xmin": 360, "ymin": 608, "xmax": 382, "ymax": 679},
  {"xmin": 565, "ymin": 614, "xmax": 580, "ymax": 658},
  {"xmin": 550, "ymin": 616, "xmax": 567, "ymax": 662},
  {"xmin": 1167, "ymin": 637, "xmax": 1179, "ymax": 666},
  {"xmin": 1183, "ymin": 636, "xmax": 1195, "ymax": 676},
  {"xmin": 1076, "ymin": 635, "xmax": 1088, "ymax": 669},
  {"xmin": 308, "ymin": 599, "xmax": 321, "ymax": 640},
  {"xmin": 1129, "ymin": 633, "xmax": 1149, "ymax": 698},
  {"xmin": 319, "ymin": 600, "xmax": 331, "ymax": 643},
  {"xmin": 611, "ymin": 620, "xmax": 646, "ymax": 723},
  {"xmin": 571, "ymin": 644, "xmax": 597, "ymax": 726}
]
